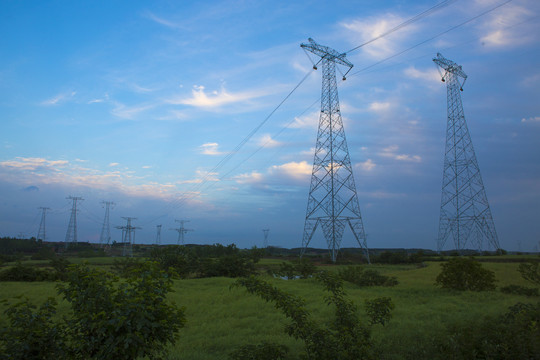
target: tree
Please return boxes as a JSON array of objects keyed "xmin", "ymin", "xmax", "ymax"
[
  {"xmin": 435, "ymin": 257, "xmax": 496, "ymax": 291},
  {"xmin": 517, "ymin": 262, "xmax": 540, "ymax": 285}
]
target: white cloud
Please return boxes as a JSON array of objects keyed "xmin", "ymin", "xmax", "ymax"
[
  {"xmin": 341, "ymin": 13, "xmax": 417, "ymax": 59},
  {"xmin": 404, "ymin": 66, "xmax": 441, "ymax": 83},
  {"xmin": 521, "ymin": 116, "xmax": 540, "ymax": 123},
  {"xmin": 144, "ymin": 12, "xmax": 184, "ymax": 29},
  {"xmin": 357, "ymin": 159, "xmax": 376, "ymax": 171},
  {"xmin": 289, "ymin": 111, "xmax": 319, "ymax": 129},
  {"xmin": 369, "ymin": 101, "xmax": 391, "ymax": 112},
  {"xmin": 199, "ymin": 142, "xmax": 223, "ymax": 155},
  {"xmin": 171, "ymin": 85, "xmax": 268, "ymax": 109},
  {"xmin": 269, "ymin": 161, "xmax": 312, "ymax": 180},
  {"xmin": 41, "ymin": 91, "xmax": 76, "ymax": 106},
  {"xmin": 258, "ymin": 134, "xmax": 282, "ymax": 148},
  {"xmin": 379, "ymin": 145, "xmax": 421, "ymax": 162},
  {"xmin": 109, "ymin": 162, "xmax": 120, "ymax": 167},
  {"xmin": 477, "ymin": 2, "xmax": 536, "ymax": 48},
  {"xmin": 111, "ymin": 102, "xmax": 154, "ymax": 119},
  {"xmin": 233, "ymin": 171, "xmax": 264, "ymax": 184}
]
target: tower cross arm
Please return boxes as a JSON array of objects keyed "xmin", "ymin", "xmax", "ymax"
[
  {"xmin": 301, "ymin": 38, "xmax": 353, "ymax": 69},
  {"xmin": 433, "ymin": 52, "xmax": 467, "ymax": 80}
]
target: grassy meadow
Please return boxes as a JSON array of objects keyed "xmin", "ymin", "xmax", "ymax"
[{"xmin": 0, "ymin": 256, "xmax": 538, "ymax": 359}]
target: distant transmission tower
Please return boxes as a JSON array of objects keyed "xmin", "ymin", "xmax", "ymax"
[
  {"xmin": 116, "ymin": 217, "xmax": 140, "ymax": 257},
  {"xmin": 300, "ymin": 38, "xmax": 369, "ymax": 263},
  {"xmin": 170, "ymin": 219, "xmax": 193, "ymax": 245},
  {"xmin": 37, "ymin": 207, "xmax": 50, "ymax": 241},
  {"xmin": 155, "ymin": 224, "xmax": 162, "ymax": 245},
  {"xmin": 434, "ymin": 53, "xmax": 500, "ymax": 252},
  {"xmin": 99, "ymin": 201, "xmax": 115, "ymax": 247},
  {"xmin": 262, "ymin": 229, "xmax": 270, "ymax": 248},
  {"xmin": 65, "ymin": 196, "xmax": 83, "ymax": 248}
]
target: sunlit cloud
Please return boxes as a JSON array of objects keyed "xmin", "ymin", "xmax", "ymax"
[
  {"xmin": 258, "ymin": 134, "xmax": 282, "ymax": 148},
  {"xmin": 111, "ymin": 101, "xmax": 155, "ymax": 119},
  {"xmin": 233, "ymin": 171, "xmax": 264, "ymax": 184},
  {"xmin": 199, "ymin": 142, "xmax": 224, "ymax": 155},
  {"xmin": 403, "ymin": 66, "xmax": 441, "ymax": 83},
  {"xmin": 369, "ymin": 101, "xmax": 391, "ymax": 112},
  {"xmin": 144, "ymin": 11, "xmax": 183, "ymax": 29},
  {"xmin": 171, "ymin": 85, "xmax": 268, "ymax": 109},
  {"xmin": 289, "ymin": 111, "xmax": 319, "ymax": 129},
  {"xmin": 379, "ymin": 145, "xmax": 421, "ymax": 162},
  {"xmin": 356, "ymin": 159, "xmax": 376, "ymax": 171},
  {"xmin": 269, "ymin": 161, "xmax": 311, "ymax": 180},
  {"xmin": 109, "ymin": 162, "xmax": 120, "ymax": 167}
]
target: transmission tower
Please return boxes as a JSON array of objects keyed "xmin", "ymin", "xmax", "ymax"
[
  {"xmin": 115, "ymin": 217, "xmax": 140, "ymax": 257},
  {"xmin": 170, "ymin": 219, "xmax": 193, "ymax": 245},
  {"xmin": 37, "ymin": 207, "xmax": 50, "ymax": 241},
  {"xmin": 300, "ymin": 38, "xmax": 369, "ymax": 263},
  {"xmin": 262, "ymin": 229, "xmax": 270, "ymax": 248},
  {"xmin": 99, "ymin": 201, "xmax": 115, "ymax": 247},
  {"xmin": 155, "ymin": 224, "xmax": 162, "ymax": 245},
  {"xmin": 65, "ymin": 196, "xmax": 83, "ymax": 249},
  {"xmin": 434, "ymin": 53, "xmax": 500, "ymax": 252}
]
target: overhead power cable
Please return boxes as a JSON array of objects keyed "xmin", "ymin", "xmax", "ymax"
[
  {"xmin": 345, "ymin": 0, "xmax": 458, "ymax": 54},
  {"xmin": 349, "ymin": 0, "xmax": 513, "ymax": 77}
]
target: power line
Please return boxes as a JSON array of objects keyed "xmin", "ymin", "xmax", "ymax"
[
  {"xmin": 349, "ymin": 0, "xmax": 514, "ymax": 77},
  {"xmin": 345, "ymin": 0, "xmax": 458, "ymax": 54}
]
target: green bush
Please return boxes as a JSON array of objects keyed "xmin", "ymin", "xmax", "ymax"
[
  {"xmin": 0, "ymin": 262, "xmax": 57, "ymax": 281},
  {"xmin": 229, "ymin": 342, "xmax": 288, "ymax": 360},
  {"xmin": 0, "ymin": 298, "xmax": 68, "ymax": 360},
  {"xmin": 234, "ymin": 272, "xmax": 377, "ymax": 359},
  {"xmin": 364, "ymin": 297, "xmax": 395, "ymax": 326},
  {"xmin": 518, "ymin": 262, "xmax": 540, "ymax": 285},
  {"xmin": 435, "ymin": 257, "xmax": 496, "ymax": 291},
  {"xmin": 500, "ymin": 284, "xmax": 539, "ymax": 297},
  {"xmin": 338, "ymin": 266, "xmax": 398, "ymax": 287}
]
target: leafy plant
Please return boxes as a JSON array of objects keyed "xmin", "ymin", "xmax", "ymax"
[
  {"xmin": 435, "ymin": 257, "xmax": 496, "ymax": 291},
  {"xmin": 234, "ymin": 272, "xmax": 376, "ymax": 359},
  {"xmin": 0, "ymin": 297, "xmax": 68, "ymax": 360},
  {"xmin": 518, "ymin": 262, "xmax": 540, "ymax": 285},
  {"xmin": 229, "ymin": 342, "xmax": 288, "ymax": 360},
  {"xmin": 338, "ymin": 266, "xmax": 398, "ymax": 287},
  {"xmin": 364, "ymin": 297, "xmax": 395, "ymax": 326},
  {"xmin": 57, "ymin": 262, "xmax": 186, "ymax": 359},
  {"xmin": 500, "ymin": 284, "xmax": 538, "ymax": 297}
]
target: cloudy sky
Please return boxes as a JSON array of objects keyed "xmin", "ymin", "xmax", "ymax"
[{"xmin": 1, "ymin": 0, "xmax": 539, "ymax": 251}]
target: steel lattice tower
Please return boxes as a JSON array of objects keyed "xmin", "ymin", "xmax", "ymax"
[
  {"xmin": 37, "ymin": 207, "xmax": 50, "ymax": 241},
  {"xmin": 65, "ymin": 196, "xmax": 83, "ymax": 248},
  {"xmin": 300, "ymin": 38, "xmax": 369, "ymax": 263},
  {"xmin": 170, "ymin": 219, "xmax": 193, "ymax": 245},
  {"xmin": 262, "ymin": 229, "xmax": 269, "ymax": 248},
  {"xmin": 156, "ymin": 224, "xmax": 162, "ymax": 245},
  {"xmin": 116, "ymin": 217, "xmax": 140, "ymax": 257},
  {"xmin": 99, "ymin": 201, "xmax": 114, "ymax": 247},
  {"xmin": 434, "ymin": 53, "xmax": 500, "ymax": 252}
]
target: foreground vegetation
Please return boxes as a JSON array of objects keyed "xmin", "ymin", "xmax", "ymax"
[{"xmin": 0, "ymin": 239, "xmax": 538, "ymax": 359}]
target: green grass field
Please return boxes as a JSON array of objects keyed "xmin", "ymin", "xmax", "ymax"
[{"xmin": 1, "ymin": 257, "xmax": 538, "ymax": 359}]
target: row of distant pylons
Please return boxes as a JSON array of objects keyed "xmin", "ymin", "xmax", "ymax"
[{"xmin": 299, "ymin": 38, "xmax": 500, "ymax": 263}]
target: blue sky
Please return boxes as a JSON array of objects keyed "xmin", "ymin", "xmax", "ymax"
[{"xmin": 1, "ymin": 0, "xmax": 539, "ymax": 251}]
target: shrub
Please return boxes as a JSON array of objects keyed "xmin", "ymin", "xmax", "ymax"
[
  {"xmin": 338, "ymin": 266, "xmax": 398, "ymax": 287},
  {"xmin": 364, "ymin": 297, "xmax": 395, "ymax": 326},
  {"xmin": 500, "ymin": 284, "xmax": 539, "ymax": 297},
  {"xmin": 229, "ymin": 342, "xmax": 288, "ymax": 360},
  {"xmin": 58, "ymin": 262, "xmax": 186, "ymax": 359},
  {"xmin": 0, "ymin": 298, "xmax": 68, "ymax": 360},
  {"xmin": 234, "ymin": 272, "xmax": 377, "ymax": 359},
  {"xmin": 435, "ymin": 257, "xmax": 496, "ymax": 291},
  {"xmin": 518, "ymin": 262, "xmax": 540, "ymax": 285},
  {"xmin": 0, "ymin": 262, "xmax": 57, "ymax": 281}
]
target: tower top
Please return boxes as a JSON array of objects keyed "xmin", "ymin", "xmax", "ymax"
[
  {"xmin": 301, "ymin": 38, "xmax": 353, "ymax": 79},
  {"xmin": 433, "ymin": 53, "xmax": 467, "ymax": 89}
]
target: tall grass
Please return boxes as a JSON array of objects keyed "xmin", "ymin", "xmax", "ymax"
[{"xmin": 1, "ymin": 258, "xmax": 537, "ymax": 359}]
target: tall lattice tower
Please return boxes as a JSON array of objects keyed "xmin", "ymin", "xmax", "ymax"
[
  {"xmin": 262, "ymin": 229, "xmax": 269, "ymax": 248},
  {"xmin": 37, "ymin": 207, "xmax": 50, "ymax": 241},
  {"xmin": 170, "ymin": 219, "xmax": 193, "ymax": 245},
  {"xmin": 99, "ymin": 201, "xmax": 114, "ymax": 247},
  {"xmin": 156, "ymin": 224, "xmax": 162, "ymax": 245},
  {"xmin": 300, "ymin": 38, "xmax": 369, "ymax": 263},
  {"xmin": 116, "ymin": 217, "xmax": 140, "ymax": 257},
  {"xmin": 65, "ymin": 196, "xmax": 83, "ymax": 248},
  {"xmin": 434, "ymin": 53, "xmax": 500, "ymax": 252}
]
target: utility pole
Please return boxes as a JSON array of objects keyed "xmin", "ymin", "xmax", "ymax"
[
  {"xmin": 300, "ymin": 38, "xmax": 369, "ymax": 263},
  {"xmin": 155, "ymin": 224, "xmax": 162, "ymax": 245},
  {"xmin": 37, "ymin": 207, "xmax": 50, "ymax": 241},
  {"xmin": 170, "ymin": 219, "xmax": 193, "ymax": 245},
  {"xmin": 262, "ymin": 229, "xmax": 270, "ymax": 248},
  {"xmin": 99, "ymin": 201, "xmax": 115, "ymax": 247},
  {"xmin": 65, "ymin": 196, "xmax": 83, "ymax": 249},
  {"xmin": 434, "ymin": 53, "xmax": 500, "ymax": 252},
  {"xmin": 115, "ymin": 217, "xmax": 140, "ymax": 257}
]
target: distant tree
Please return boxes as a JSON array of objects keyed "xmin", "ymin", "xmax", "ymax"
[{"xmin": 517, "ymin": 262, "xmax": 540, "ymax": 285}]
